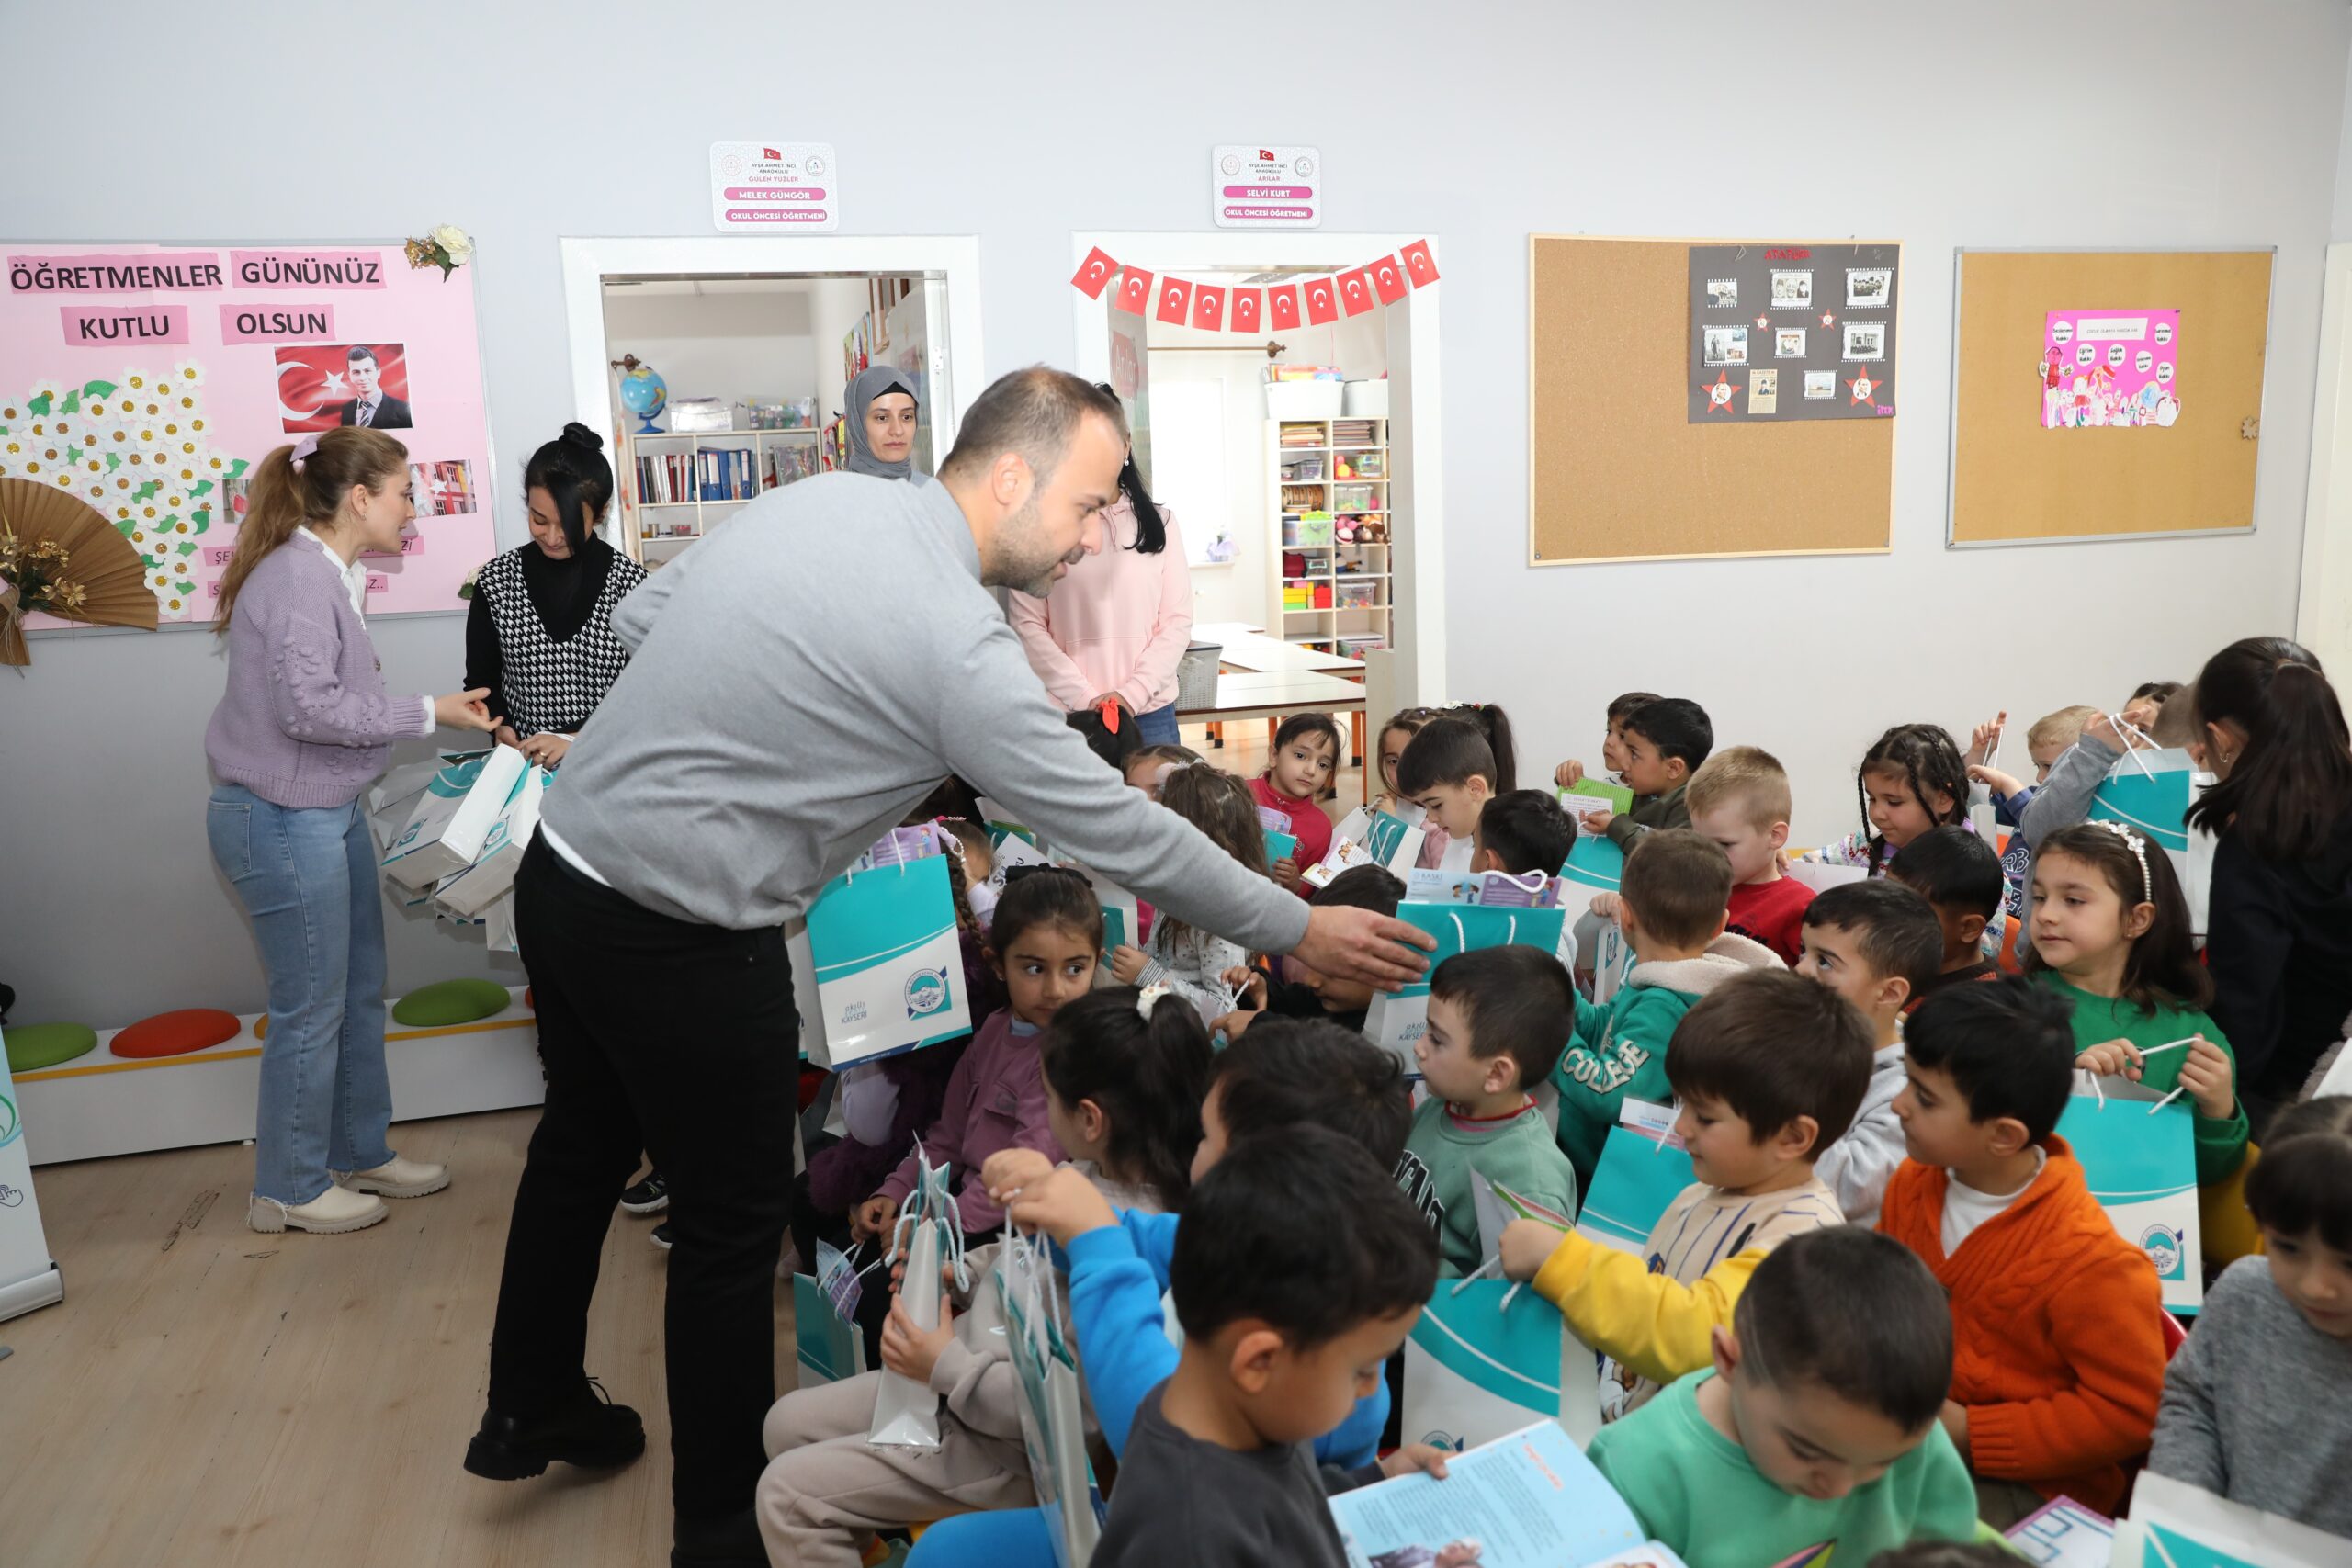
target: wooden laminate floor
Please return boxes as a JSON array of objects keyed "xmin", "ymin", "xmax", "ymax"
[{"xmin": 0, "ymin": 1109, "xmax": 735, "ymax": 1568}]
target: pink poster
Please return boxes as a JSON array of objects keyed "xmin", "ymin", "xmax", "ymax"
[
  {"xmin": 2041, "ymin": 309, "xmax": 2180, "ymax": 431},
  {"xmin": 2, "ymin": 241, "xmax": 494, "ymax": 626}
]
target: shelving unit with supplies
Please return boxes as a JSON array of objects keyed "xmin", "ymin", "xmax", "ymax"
[
  {"xmin": 1265, "ymin": 416, "xmax": 1393, "ymax": 656},
  {"xmin": 616, "ymin": 424, "xmax": 825, "ymax": 567}
]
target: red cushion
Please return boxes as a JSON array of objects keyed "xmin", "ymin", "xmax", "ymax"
[{"xmin": 111, "ymin": 1007, "xmax": 242, "ymax": 1060}]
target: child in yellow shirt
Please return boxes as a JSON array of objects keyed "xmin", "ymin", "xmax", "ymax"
[{"xmin": 1500, "ymin": 969, "xmax": 1875, "ymax": 1412}]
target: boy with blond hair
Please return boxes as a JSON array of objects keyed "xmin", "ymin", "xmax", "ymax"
[{"xmin": 1686, "ymin": 745, "xmax": 1811, "ymax": 966}]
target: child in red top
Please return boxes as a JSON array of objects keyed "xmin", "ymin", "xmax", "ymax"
[
  {"xmin": 1879, "ymin": 976, "xmax": 2165, "ymax": 1523},
  {"xmin": 1686, "ymin": 745, "xmax": 1810, "ymax": 966},
  {"xmin": 1250, "ymin": 712, "xmax": 1339, "ymax": 894}
]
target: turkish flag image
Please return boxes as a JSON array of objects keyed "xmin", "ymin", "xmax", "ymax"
[
  {"xmin": 276, "ymin": 342, "xmax": 412, "ymax": 434},
  {"xmin": 1229, "ymin": 288, "xmax": 1262, "ymax": 333},
  {"xmin": 1114, "ymin": 266, "xmax": 1153, "ymax": 315},
  {"xmin": 1071, "ymin": 246, "xmax": 1118, "ymax": 299},
  {"xmin": 1304, "ymin": 277, "xmax": 1338, "ymax": 325},
  {"xmin": 1155, "ymin": 276, "xmax": 1193, "ymax": 327},
  {"xmin": 1192, "ymin": 283, "xmax": 1226, "ymax": 333},
  {"xmin": 1402, "ymin": 239, "xmax": 1441, "ymax": 288},
  {"xmin": 1266, "ymin": 284, "xmax": 1302, "ymax": 330},
  {"xmin": 1337, "ymin": 269, "xmax": 1374, "ymax": 317},
  {"xmin": 1370, "ymin": 255, "xmax": 1408, "ymax": 304}
]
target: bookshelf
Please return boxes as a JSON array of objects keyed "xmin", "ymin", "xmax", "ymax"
[
  {"xmin": 1266, "ymin": 416, "xmax": 1392, "ymax": 656},
  {"xmin": 617, "ymin": 425, "xmax": 825, "ymax": 567}
]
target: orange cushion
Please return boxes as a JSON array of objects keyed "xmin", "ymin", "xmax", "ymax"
[{"xmin": 112, "ymin": 1007, "xmax": 242, "ymax": 1059}]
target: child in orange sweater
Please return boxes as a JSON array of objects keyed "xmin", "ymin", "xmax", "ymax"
[{"xmin": 1879, "ymin": 976, "xmax": 2166, "ymax": 1525}]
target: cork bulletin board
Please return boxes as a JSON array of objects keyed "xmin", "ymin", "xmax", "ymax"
[
  {"xmin": 1949, "ymin": 248, "xmax": 2272, "ymax": 547},
  {"xmin": 1530, "ymin": 235, "xmax": 1896, "ymax": 565}
]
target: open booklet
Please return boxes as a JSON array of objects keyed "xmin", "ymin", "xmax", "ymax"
[{"xmin": 1329, "ymin": 1419, "xmax": 1682, "ymax": 1568}]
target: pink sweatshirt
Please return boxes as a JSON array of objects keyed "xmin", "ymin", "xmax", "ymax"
[{"xmin": 1008, "ymin": 499, "xmax": 1193, "ymax": 714}]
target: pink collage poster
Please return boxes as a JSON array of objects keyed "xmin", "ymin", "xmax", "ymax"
[
  {"xmin": 2041, "ymin": 308, "xmax": 2181, "ymax": 430},
  {"xmin": 0, "ymin": 241, "xmax": 495, "ymax": 626}
]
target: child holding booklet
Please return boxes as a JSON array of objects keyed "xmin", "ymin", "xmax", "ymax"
[
  {"xmin": 1501, "ymin": 971, "xmax": 1866, "ymax": 1412},
  {"xmin": 1214, "ymin": 865, "xmax": 1404, "ymax": 1042},
  {"xmin": 1552, "ymin": 689, "xmax": 1661, "ymax": 799},
  {"xmin": 1586, "ymin": 1228, "xmax": 1978, "ymax": 1568},
  {"xmin": 1396, "ymin": 704, "xmax": 1518, "ymax": 869},
  {"xmin": 1250, "ymin": 712, "xmax": 1340, "ymax": 892},
  {"xmin": 1108, "ymin": 765, "xmax": 1267, "ymax": 1027}
]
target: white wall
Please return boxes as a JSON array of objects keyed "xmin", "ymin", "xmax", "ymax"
[
  {"xmin": 3, "ymin": 0, "xmax": 2347, "ymax": 1026},
  {"xmin": 600, "ymin": 285, "xmax": 818, "ymax": 412}
]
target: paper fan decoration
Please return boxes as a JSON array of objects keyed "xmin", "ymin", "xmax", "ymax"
[{"xmin": 0, "ymin": 476, "xmax": 156, "ymax": 665}]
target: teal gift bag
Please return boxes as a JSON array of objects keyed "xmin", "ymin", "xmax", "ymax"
[
  {"xmin": 1573, "ymin": 1123, "xmax": 1697, "ymax": 1258},
  {"xmin": 2058, "ymin": 1085, "xmax": 2202, "ymax": 1313},
  {"xmin": 1403, "ymin": 1279, "xmax": 1580, "ymax": 1453},
  {"xmin": 805, "ymin": 855, "xmax": 972, "ymax": 1068},
  {"xmin": 1560, "ymin": 834, "xmax": 1626, "ymax": 895},
  {"xmin": 1363, "ymin": 901, "xmax": 1569, "ymax": 1073},
  {"xmin": 2088, "ymin": 748, "xmax": 2197, "ymax": 879}
]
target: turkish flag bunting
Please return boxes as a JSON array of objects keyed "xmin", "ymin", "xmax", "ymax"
[
  {"xmin": 1401, "ymin": 240, "xmax": 1441, "ymax": 288},
  {"xmin": 1229, "ymin": 288, "xmax": 1262, "ymax": 333},
  {"xmin": 1338, "ymin": 268, "xmax": 1374, "ymax": 317},
  {"xmin": 1070, "ymin": 246, "xmax": 1117, "ymax": 299},
  {"xmin": 1370, "ymin": 255, "xmax": 1408, "ymax": 304},
  {"xmin": 1267, "ymin": 284, "xmax": 1302, "ymax": 330},
  {"xmin": 1114, "ymin": 266, "xmax": 1153, "ymax": 315},
  {"xmin": 1305, "ymin": 277, "xmax": 1339, "ymax": 325},
  {"xmin": 1154, "ymin": 276, "xmax": 1193, "ymax": 327},
  {"xmin": 1192, "ymin": 283, "xmax": 1226, "ymax": 333}
]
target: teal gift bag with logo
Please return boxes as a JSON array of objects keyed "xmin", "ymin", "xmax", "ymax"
[
  {"xmin": 2058, "ymin": 1083, "xmax": 2202, "ymax": 1314},
  {"xmin": 1560, "ymin": 834, "xmax": 1626, "ymax": 896},
  {"xmin": 806, "ymin": 854, "xmax": 972, "ymax": 1068},
  {"xmin": 1363, "ymin": 901, "xmax": 1568, "ymax": 1074}
]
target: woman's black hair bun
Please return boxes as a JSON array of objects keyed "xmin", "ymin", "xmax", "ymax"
[{"xmin": 560, "ymin": 422, "xmax": 604, "ymax": 452}]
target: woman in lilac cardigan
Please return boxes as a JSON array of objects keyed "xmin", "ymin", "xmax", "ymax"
[{"xmin": 206, "ymin": 428, "xmax": 500, "ymax": 1235}]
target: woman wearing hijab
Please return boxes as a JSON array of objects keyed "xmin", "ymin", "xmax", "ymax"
[
  {"xmin": 1008, "ymin": 399, "xmax": 1193, "ymax": 745},
  {"xmin": 844, "ymin": 365, "xmax": 928, "ymax": 483}
]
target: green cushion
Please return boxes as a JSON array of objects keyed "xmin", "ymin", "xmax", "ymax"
[
  {"xmin": 6, "ymin": 1021, "xmax": 99, "ymax": 1073},
  {"xmin": 391, "ymin": 977, "xmax": 511, "ymax": 1028}
]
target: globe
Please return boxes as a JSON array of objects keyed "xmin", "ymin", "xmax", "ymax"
[{"xmin": 618, "ymin": 364, "xmax": 668, "ymax": 434}]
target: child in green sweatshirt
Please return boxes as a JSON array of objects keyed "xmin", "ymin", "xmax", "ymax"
[
  {"xmin": 2027, "ymin": 823, "xmax": 2249, "ymax": 1184},
  {"xmin": 1400, "ymin": 945, "xmax": 1581, "ymax": 1275},
  {"xmin": 1553, "ymin": 829, "xmax": 1781, "ymax": 1190},
  {"xmin": 1587, "ymin": 1228, "xmax": 1976, "ymax": 1568}
]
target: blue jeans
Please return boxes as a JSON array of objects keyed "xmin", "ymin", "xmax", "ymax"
[
  {"xmin": 1134, "ymin": 702, "xmax": 1180, "ymax": 747},
  {"xmin": 207, "ymin": 784, "xmax": 395, "ymax": 1204}
]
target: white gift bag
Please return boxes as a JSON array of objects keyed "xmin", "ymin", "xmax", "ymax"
[
  {"xmin": 433, "ymin": 765, "xmax": 549, "ymax": 917},
  {"xmin": 870, "ymin": 1146, "xmax": 969, "ymax": 1450},
  {"xmin": 2114, "ymin": 1472, "xmax": 2346, "ymax": 1568},
  {"xmin": 997, "ymin": 1227, "xmax": 1105, "ymax": 1567},
  {"xmin": 382, "ymin": 747, "xmax": 527, "ymax": 889}
]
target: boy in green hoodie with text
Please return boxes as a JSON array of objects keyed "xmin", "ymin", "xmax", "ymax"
[{"xmin": 1555, "ymin": 829, "xmax": 1782, "ymax": 1191}]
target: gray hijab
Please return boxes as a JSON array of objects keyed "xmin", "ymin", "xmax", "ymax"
[{"xmin": 846, "ymin": 365, "xmax": 921, "ymax": 481}]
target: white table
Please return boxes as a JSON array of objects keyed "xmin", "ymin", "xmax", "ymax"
[{"xmin": 1192, "ymin": 621, "xmax": 1366, "ymax": 676}]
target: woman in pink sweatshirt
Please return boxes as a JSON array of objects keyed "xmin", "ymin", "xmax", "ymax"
[{"xmin": 1008, "ymin": 410, "xmax": 1193, "ymax": 747}]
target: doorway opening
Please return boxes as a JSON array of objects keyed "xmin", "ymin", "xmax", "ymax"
[{"xmin": 559, "ymin": 237, "xmax": 983, "ymax": 570}]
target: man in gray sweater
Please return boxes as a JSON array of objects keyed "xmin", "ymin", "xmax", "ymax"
[{"xmin": 467, "ymin": 367, "xmax": 1430, "ymax": 1567}]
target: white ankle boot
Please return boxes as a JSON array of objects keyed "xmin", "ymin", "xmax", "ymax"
[
  {"xmin": 338, "ymin": 1154, "xmax": 449, "ymax": 1199},
  {"xmin": 250, "ymin": 1185, "xmax": 388, "ymax": 1234}
]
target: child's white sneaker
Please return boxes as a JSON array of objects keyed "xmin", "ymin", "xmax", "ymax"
[
  {"xmin": 249, "ymin": 1185, "xmax": 388, "ymax": 1234},
  {"xmin": 337, "ymin": 1155, "xmax": 449, "ymax": 1199}
]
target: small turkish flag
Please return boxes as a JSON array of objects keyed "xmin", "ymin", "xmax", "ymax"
[
  {"xmin": 1071, "ymin": 246, "xmax": 1117, "ymax": 299},
  {"xmin": 1338, "ymin": 268, "xmax": 1374, "ymax": 317},
  {"xmin": 1401, "ymin": 240, "xmax": 1441, "ymax": 288},
  {"xmin": 1114, "ymin": 266, "xmax": 1152, "ymax": 315},
  {"xmin": 1305, "ymin": 277, "xmax": 1339, "ymax": 325},
  {"xmin": 1370, "ymin": 255, "xmax": 1408, "ymax": 304},
  {"xmin": 1230, "ymin": 288, "xmax": 1262, "ymax": 333},
  {"xmin": 1267, "ymin": 284, "xmax": 1302, "ymax": 330},
  {"xmin": 1192, "ymin": 283, "xmax": 1226, "ymax": 332},
  {"xmin": 1155, "ymin": 276, "xmax": 1193, "ymax": 327}
]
